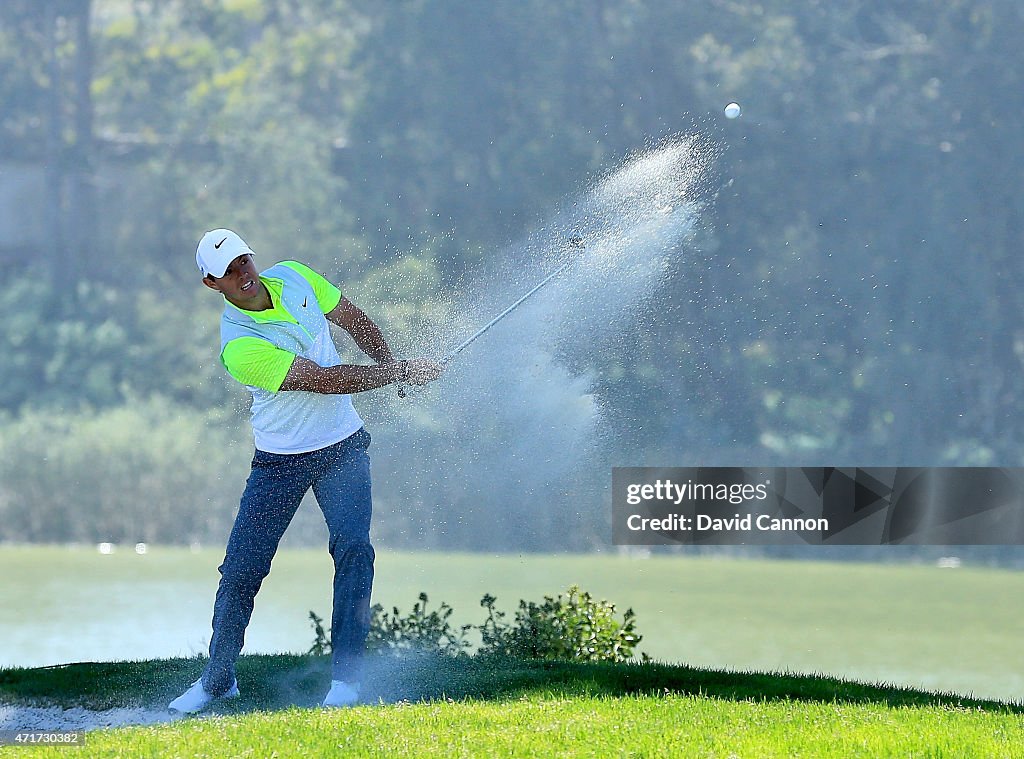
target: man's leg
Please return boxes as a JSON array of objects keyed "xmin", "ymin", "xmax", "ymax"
[
  {"xmin": 311, "ymin": 428, "xmax": 375, "ymax": 685},
  {"xmin": 203, "ymin": 449, "xmax": 313, "ymax": 695}
]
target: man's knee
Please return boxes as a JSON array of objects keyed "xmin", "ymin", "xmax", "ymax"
[
  {"xmin": 218, "ymin": 555, "xmax": 272, "ymax": 594},
  {"xmin": 330, "ymin": 539, "xmax": 375, "ymax": 568}
]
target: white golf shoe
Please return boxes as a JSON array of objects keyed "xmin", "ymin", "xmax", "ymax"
[
  {"xmin": 168, "ymin": 677, "xmax": 239, "ymax": 713},
  {"xmin": 322, "ymin": 680, "xmax": 360, "ymax": 708}
]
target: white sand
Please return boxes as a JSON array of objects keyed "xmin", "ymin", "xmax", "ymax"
[{"xmin": 0, "ymin": 703, "xmax": 179, "ymax": 731}]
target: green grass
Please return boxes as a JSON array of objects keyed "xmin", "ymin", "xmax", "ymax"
[
  {"xmin": 2, "ymin": 548, "xmax": 1023, "ymax": 702},
  {"xmin": 1, "ymin": 655, "xmax": 1022, "ymax": 757},
  {"xmin": 52, "ymin": 697, "xmax": 1024, "ymax": 758}
]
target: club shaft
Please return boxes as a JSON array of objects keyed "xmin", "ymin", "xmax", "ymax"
[{"xmin": 444, "ymin": 259, "xmax": 572, "ymax": 364}]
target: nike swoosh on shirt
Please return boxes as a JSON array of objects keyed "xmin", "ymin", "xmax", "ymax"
[{"xmin": 302, "ymin": 297, "xmax": 308, "ymax": 308}]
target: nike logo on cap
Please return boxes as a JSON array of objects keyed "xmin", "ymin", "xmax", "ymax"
[{"xmin": 214, "ymin": 237, "xmax": 228, "ymax": 249}]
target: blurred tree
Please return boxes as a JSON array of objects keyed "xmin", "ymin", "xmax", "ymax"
[
  {"xmin": 1, "ymin": 0, "xmax": 95, "ymax": 290},
  {"xmin": 1, "ymin": 0, "xmax": 1023, "ymax": 546}
]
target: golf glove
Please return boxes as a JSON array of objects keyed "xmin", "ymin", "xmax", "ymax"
[{"xmin": 404, "ymin": 358, "xmax": 444, "ymax": 386}]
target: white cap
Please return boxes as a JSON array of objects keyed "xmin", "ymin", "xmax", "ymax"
[{"xmin": 196, "ymin": 228, "xmax": 254, "ymax": 278}]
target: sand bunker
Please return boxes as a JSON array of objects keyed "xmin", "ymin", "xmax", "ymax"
[{"xmin": 0, "ymin": 703, "xmax": 178, "ymax": 731}]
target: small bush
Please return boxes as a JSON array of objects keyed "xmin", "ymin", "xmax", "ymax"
[
  {"xmin": 309, "ymin": 593, "xmax": 472, "ymax": 658},
  {"xmin": 307, "ymin": 611, "xmax": 330, "ymax": 656},
  {"xmin": 366, "ymin": 592, "xmax": 473, "ymax": 656},
  {"xmin": 310, "ymin": 585, "xmax": 644, "ymax": 664},
  {"xmin": 478, "ymin": 585, "xmax": 643, "ymax": 663}
]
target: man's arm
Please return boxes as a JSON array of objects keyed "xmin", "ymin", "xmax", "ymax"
[
  {"xmin": 279, "ymin": 356, "xmax": 408, "ymax": 394},
  {"xmin": 279, "ymin": 294, "xmax": 443, "ymax": 393},
  {"xmin": 325, "ymin": 297, "xmax": 395, "ymax": 364}
]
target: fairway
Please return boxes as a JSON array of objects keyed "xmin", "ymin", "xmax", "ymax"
[{"xmin": 0, "ymin": 547, "xmax": 1021, "ymax": 702}]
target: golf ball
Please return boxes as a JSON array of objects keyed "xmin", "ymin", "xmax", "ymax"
[{"xmin": 724, "ymin": 102, "xmax": 742, "ymax": 119}]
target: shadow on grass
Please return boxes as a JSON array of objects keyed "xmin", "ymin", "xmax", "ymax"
[{"xmin": 1, "ymin": 654, "xmax": 1020, "ymax": 716}]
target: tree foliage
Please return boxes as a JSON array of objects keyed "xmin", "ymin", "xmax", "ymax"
[{"xmin": 1, "ymin": 1, "xmax": 1022, "ymax": 550}]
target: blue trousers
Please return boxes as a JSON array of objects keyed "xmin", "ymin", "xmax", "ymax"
[{"xmin": 202, "ymin": 427, "xmax": 374, "ymax": 694}]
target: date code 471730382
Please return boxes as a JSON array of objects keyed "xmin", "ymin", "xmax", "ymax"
[{"xmin": 0, "ymin": 730, "xmax": 86, "ymax": 746}]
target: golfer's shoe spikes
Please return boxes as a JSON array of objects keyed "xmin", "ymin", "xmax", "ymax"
[
  {"xmin": 322, "ymin": 680, "xmax": 360, "ymax": 708},
  {"xmin": 168, "ymin": 677, "xmax": 239, "ymax": 714}
]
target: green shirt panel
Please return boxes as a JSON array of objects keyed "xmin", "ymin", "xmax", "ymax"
[
  {"xmin": 221, "ymin": 336, "xmax": 296, "ymax": 393},
  {"xmin": 226, "ymin": 276, "xmax": 295, "ymax": 324},
  {"xmin": 278, "ymin": 261, "xmax": 343, "ymax": 313}
]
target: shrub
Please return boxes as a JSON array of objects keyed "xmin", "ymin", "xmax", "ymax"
[
  {"xmin": 0, "ymin": 399, "xmax": 248, "ymax": 544},
  {"xmin": 310, "ymin": 586, "xmax": 644, "ymax": 664},
  {"xmin": 478, "ymin": 585, "xmax": 643, "ymax": 663},
  {"xmin": 310, "ymin": 593, "xmax": 471, "ymax": 658},
  {"xmin": 366, "ymin": 593, "xmax": 473, "ymax": 656},
  {"xmin": 307, "ymin": 611, "xmax": 330, "ymax": 656}
]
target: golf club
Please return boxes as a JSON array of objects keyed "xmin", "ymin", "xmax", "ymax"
[{"xmin": 399, "ymin": 235, "xmax": 585, "ymax": 397}]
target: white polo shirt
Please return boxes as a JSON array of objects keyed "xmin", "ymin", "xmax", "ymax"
[{"xmin": 218, "ymin": 260, "xmax": 363, "ymax": 454}]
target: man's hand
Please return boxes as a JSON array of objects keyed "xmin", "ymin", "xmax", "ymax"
[{"xmin": 404, "ymin": 358, "xmax": 444, "ymax": 386}]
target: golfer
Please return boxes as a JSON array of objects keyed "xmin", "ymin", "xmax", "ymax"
[{"xmin": 170, "ymin": 228, "xmax": 442, "ymax": 712}]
